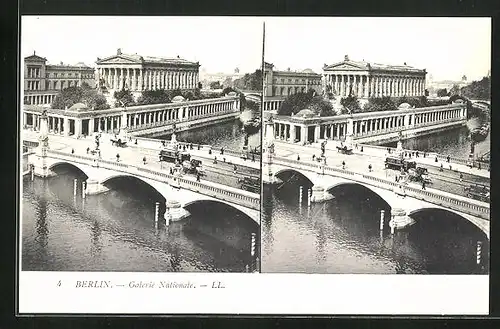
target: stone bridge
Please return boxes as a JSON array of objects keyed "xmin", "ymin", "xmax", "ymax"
[
  {"xmin": 29, "ymin": 148, "xmax": 260, "ymax": 224},
  {"xmin": 263, "ymin": 156, "xmax": 489, "ymax": 238}
]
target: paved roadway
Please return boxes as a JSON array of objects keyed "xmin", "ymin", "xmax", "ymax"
[
  {"xmin": 24, "ymin": 131, "xmax": 260, "ymax": 191},
  {"xmin": 272, "ymin": 140, "xmax": 490, "ymax": 201}
]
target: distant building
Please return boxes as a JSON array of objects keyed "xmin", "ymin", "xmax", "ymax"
[
  {"xmin": 263, "ymin": 62, "xmax": 322, "ymax": 98},
  {"xmin": 95, "ymin": 48, "xmax": 200, "ymax": 103},
  {"xmin": 323, "ymin": 55, "xmax": 427, "ymax": 99},
  {"xmin": 23, "ymin": 52, "xmax": 95, "ymax": 106},
  {"xmin": 427, "ymin": 74, "xmax": 469, "ymax": 96}
]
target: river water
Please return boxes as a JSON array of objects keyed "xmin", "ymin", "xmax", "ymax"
[
  {"xmin": 262, "ymin": 119, "xmax": 490, "ymax": 274},
  {"xmin": 21, "ymin": 108, "xmax": 261, "ymax": 272},
  {"xmin": 154, "ymin": 108, "xmax": 261, "ymax": 152}
]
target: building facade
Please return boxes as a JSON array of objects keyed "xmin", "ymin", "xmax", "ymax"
[
  {"xmin": 263, "ymin": 62, "xmax": 322, "ymax": 98},
  {"xmin": 95, "ymin": 49, "xmax": 200, "ymax": 102},
  {"xmin": 323, "ymin": 55, "xmax": 427, "ymax": 99},
  {"xmin": 24, "ymin": 52, "xmax": 95, "ymax": 106}
]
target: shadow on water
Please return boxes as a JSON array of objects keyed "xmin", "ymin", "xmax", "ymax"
[
  {"xmin": 22, "ymin": 169, "xmax": 257, "ymax": 272},
  {"xmin": 262, "ymin": 179, "xmax": 486, "ymax": 274}
]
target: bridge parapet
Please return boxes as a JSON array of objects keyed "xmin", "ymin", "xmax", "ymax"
[
  {"xmin": 270, "ymin": 156, "xmax": 490, "ymax": 220},
  {"xmin": 43, "ymin": 149, "xmax": 259, "ymax": 211}
]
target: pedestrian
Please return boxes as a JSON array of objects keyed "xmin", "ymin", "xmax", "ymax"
[
  {"xmin": 116, "ymin": 153, "xmax": 120, "ymax": 162},
  {"xmin": 422, "ymin": 181, "xmax": 426, "ymax": 190},
  {"xmin": 447, "ymin": 155, "xmax": 450, "ymax": 163},
  {"xmin": 209, "ymin": 149, "xmax": 212, "ymax": 155},
  {"xmin": 162, "ymin": 140, "xmax": 166, "ymax": 147},
  {"xmin": 449, "ymin": 164, "xmax": 452, "ymax": 170},
  {"xmin": 360, "ymin": 146, "xmax": 364, "ymax": 152},
  {"xmin": 234, "ymin": 164, "xmax": 237, "ymax": 173},
  {"xmin": 221, "ymin": 147, "xmax": 224, "ymax": 155},
  {"xmin": 395, "ymin": 175, "xmax": 399, "ymax": 182},
  {"xmin": 196, "ymin": 173, "xmax": 201, "ymax": 182},
  {"xmin": 169, "ymin": 167, "xmax": 173, "ymax": 175},
  {"xmin": 435, "ymin": 156, "xmax": 438, "ymax": 163},
  {"xmin": 223, "ymin": 157, "xmax": 226, "ymax": 163},
  {"xmin": 214, "ymin": 156, "xmax": 217, "ymax": 164},
  {"xmin": 355, "ymin": 144, "xmax": 358, "ymax": 150},
  {"xmin": 460, "ymin": 173, "xmax": 463, "ymax": 182},
  {"xmin": 440, "ymin": 163, "xmax": 443, "ymax": 172},
  {"xmin": 135, "ymin": 139, "xmax": 138, "ymax": 145},
  {"xmin": 252, "ymin": 154, "xmax": 255, "ymax": 162},
  {"xmin": 98, "ymin": 150, "xmax": 101, "ymax": 158},
  {"xmin": 368, "ymin": 164, "xmax": 372, "ymax": 172},
  {"xmin": 342, "ymin": 161, "xmax": 345, "ymax": 170},
  {"xmin": 198, "ymin": 144, "xmax": 201, "ymax": 150},
  {"xmin": 86, "ymin": 147, "xmax": 90, "ymax": 154},
  {"xmin": 183, "ymin": 145, "xmax": 186, "ymax": 151},
  {"xmin": 423, "ymin": 152, "xmax": 426, "ymax": 158},
  {"xmin": 71, "ymin": 148, "xmax": 75, "ymax": 154},
  {"xmin": 143, "ymin": 156, "xmax": 146, "ymax": 165},
  {"xmin": 478, "ymin": 162, "xmax": 482, "ymax": 170},
  {"xmin": 416, "ymin": 151, "xmax": 419, "ymax": 158},
  {"xmin": 312, "ymin": 154, "xmax": 316, "ymax": 161},
  {"xmin": 297, "ymin": 155, "xmax": 301, "ymax": 161}
]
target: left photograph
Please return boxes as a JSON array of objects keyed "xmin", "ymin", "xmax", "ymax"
[{"xmin": 20, "ymin": 16, "xmax": 262, "ymax": 272}]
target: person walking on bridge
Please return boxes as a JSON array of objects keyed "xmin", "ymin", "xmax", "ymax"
[
  {"xmin": 233, "ymin": 164, "xmax": 237, "ymax": 174},
  {"xmin": 196, "ymin": 172, "xmax": 201, "ymax": 182},
  {"xmin": 297, "ymin": 155, "xmax": 301, "ymax": 161},
  {"xmin": 143, "ymin": 156, "xmax": 147, "ymax": 165},
  {"xmin": 312, "ymin": 154, "xmax": 316, "ymax": 161},
  {"xmin": 116, "ymin": 153, "xmax": 120, "ymax": 162},
  {"xmin": 86, "ymin": 147, "xmax": 90, "ymax": 154},
  {"xmin": 368, "ymin": 164, "xmax": 372, "ymax": 172},
  {"xmin": 220, "ymin": 147, "xmax": 224, "ymax": 155},
  {"xmin": 421, "ymin": 180, "xmax": 426, "ymax": 190},
  {"xmin": 342, "ymin": 161, "xmax": 346, "ymax": 170}
]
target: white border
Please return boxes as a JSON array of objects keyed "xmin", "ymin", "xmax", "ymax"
[{"xmin": 19, "ymin": 272, "xmax": 488, "ymax": 314}]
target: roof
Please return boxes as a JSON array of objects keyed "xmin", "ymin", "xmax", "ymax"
[
  {"xmin": 398, "ymin": 102, "xmax": 413, "ymax": 109},
  {"xmin": 171, "ymin": 95, "xmax": 186, "ymax": 103},
  {"xmin": 69, "ymin": 102, "xmax": 89, "ymax": 111},
  {"xmin": 324, "ymin": 55, "xmax": 426, "ymax": 74},
  {"xmin": 96, "ymin": 50, "xmax": 199, "ymax": 66},
  {"xmin": 295, "ymin": 109, "xmax": 316, "ymax": 118},
  {"xmin": 24, "ymin": 54, "xmax": 47, "ymax": 62}
]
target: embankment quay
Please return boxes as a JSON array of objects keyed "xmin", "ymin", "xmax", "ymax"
[
  {"xmin": 269, "ymin": 102, "xmax": 467, "ymax": 145},
  {"xmin": 22, "ymin": 95, "xmax": 240, "ymax": 138}
]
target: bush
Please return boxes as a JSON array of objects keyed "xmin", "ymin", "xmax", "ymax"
[{"xmin": 52, "ymin": 86, "xmax": 110, "ymax": 110}]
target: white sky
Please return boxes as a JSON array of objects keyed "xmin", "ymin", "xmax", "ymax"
[
  {"xmin": 21, "ymin": 16, "xmax": 264, "ymax": 74},
  {"xmin": 265, "ymin": 17, "xmax": 491, "ymax": 81},
  {"xmin": 22, "ymin": 16, "xmax": 490, "ymax": 81}
]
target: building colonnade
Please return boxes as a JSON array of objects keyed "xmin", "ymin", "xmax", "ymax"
[
  {"xmin": 97, "ymin": 67, "xmax": 199, "ymax": 91},
  {"xmin": 272, "ymin": 106, "xmax": 466, "ymax": 144},
  {"xmin": 324, "ymin": 73, "xmax": 426, "ymax": 98}
]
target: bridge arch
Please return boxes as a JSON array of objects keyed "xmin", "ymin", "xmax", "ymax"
[
  {"xmin": 100, "ymin": 174, "xmax": 168, "ymax": 201},
  {"xmin": 48, "ymin": 161, "xmax": 90, "ymax": 178},
  {"xmin": 407, "ymin": 207, "xmax": 489, "ymax": 239},
  {"xmin": 183, "ymin": 199, "xmax": 258, "ymax": 225},
  {"xmin": 325, "ymin": 181, "xmax": 392, "ymax": 208},
  {"xmin": 274, "ymin": 168, "xmax": 316, "ymax": 187}
]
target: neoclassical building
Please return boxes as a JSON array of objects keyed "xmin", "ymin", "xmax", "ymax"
[
  {"xmin": 24, "ymin": 52, "xmax": 95, "ymax": 106},
  {"xmin": 95, "ymin": 49, "xmax": 200, "ymax": 101},
  {"xmin": 264, "ymin": 62, "xmax": 322, "ymax": 98},
  {"xmin": 323, "ymin": 55, "xmax": 427, "ymax": 99}
]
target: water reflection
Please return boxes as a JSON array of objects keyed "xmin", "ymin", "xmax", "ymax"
[
  {"xmin": 22, "ymin": 170, "xmax": 259, "ymax": 272},
  {"xmin": 262, "ymin": 182, "xmax": 488, "ymax": 274}
]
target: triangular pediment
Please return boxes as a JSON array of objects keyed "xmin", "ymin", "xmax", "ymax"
[
  {"xmin": 324, "ymin": 61, "xmax": 367, "ymax": 71},
  {"xmin": 25, "ymin": 54, "xmax": 47, "ymax": 62},
  {"xmin": 96, "ymin": 55, "xmax": 142, "ymax": 65}
]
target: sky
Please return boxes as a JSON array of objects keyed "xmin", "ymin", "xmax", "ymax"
[
  {"xmin": 22, "ymin": 16, "xmax": 490, "ymax": 81},
  {"xmin": 264, "ymin": 17, "xmax": 491, "ymax": 82}
]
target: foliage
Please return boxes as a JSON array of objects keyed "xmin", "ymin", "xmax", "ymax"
[
  {"xmin": 362, "ymin": 96, "xmax": 397, "ymax": 113},
  {"xmin": 113, "ymin": 89, "xmax": 135, "ymax": 107},
  {"xmin": 52, "ymin": 86, "xmax": 110, "ymax": 110},
  {"xmin": 136, "ymin": 90, "xmax": 171, "ymax": 105},
  {"xmin": 233, "ymin": 69, "xmax": 262, "ymax": 91},
  {"xmin": 278, "ymin": 90, "xmax": 334, "ymax": 117},
  {"xmin": 198, "ymin": 82, "xmax": 203, "ymax": 89},
  {"xmin": 449, "ymin": 84, "xmax": 461, "ymax": 96},
  {"xmin": 436, "ymin": 88, "xmax": 449, "ymax": 97},
  {"xmin": 424, "ymin": 89, "xmax": 430, "ymax": 96},
  {"xmin": 210, "ymin": 81, "xmax": 222, "ymax": 89},
  {"xmin": 246, "ymin": 100, "xmax": 259, "ymax": 111},
  {"xmin": 81, "ymin": 81, "xmax": 91, "ymax": 89},
  {"xmin": 340, "ymin": 95, "xmax": 362, "ymax": 114},
  {"xmin": 460, "ymin": 76, "xmax": 490, "ymax": 100}
]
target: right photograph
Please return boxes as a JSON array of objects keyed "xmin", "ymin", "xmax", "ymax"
[{"xmin": 260, "ymin": 17, "xmax": 491, "ymax": 274}]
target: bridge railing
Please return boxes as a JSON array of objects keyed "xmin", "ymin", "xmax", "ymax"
[
  {"xmin": 45, "ymin": 149, "xmax": 260, "ymax": 210},
  {"xmin": 271, "ymin": 156, "xmax": 490, "ymax": 220}
]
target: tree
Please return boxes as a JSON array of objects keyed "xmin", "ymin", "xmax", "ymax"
[
  {"xmin": 198, "ymin": 82, "xmax": 203, "ymax": 89},
  {"xmin": 233, "ymin": 69, "xmax": 262, "ymax": 91},
  {"xmin": 136, "ymin": 90, "xmax": 171, "ymax": 105},
  {"xmin": 113, "ymin": 89, "xmax": 135, "ymax": 107},
  {"xmin": 309, "ymin": 96, "xmax": 336, "ymax": 117},
  {"xmin": 460, "ymin": 76, "xmax": 490, "ymax": 100},
  {"xmin": 52, "ymin": 86, "xmax": 110, "ymax": 110},
  {"xmin": 449, "ymin": 84, "xmax": 461, "ymax": 96},
  {"xmin": 436, "ymin": 88, "xmax": 448, "ymax": 97},
  {"xmin": 210, "ymin": 81, "xmax": 222, "ymax": 89},
  {"xmin": 340, "ymin": 95, "xmax": 361, "ymax": 114},
  {"xmin": 222, "ymin": 87, "xmax": 236, "ymax": 95},
  {"xmin": 277, "ymin": 92, "xmax": 313, "ymax": 116},
  {"xmin": 81, "ymin": 81, "xmax": 91, "ymax": 89}
]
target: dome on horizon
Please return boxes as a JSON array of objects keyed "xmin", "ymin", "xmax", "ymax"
[
  {"xmin": 68, "ymin": 102, "xmax": 89, "ymax": 111},
  {"xmin": 398, "ymin": 102, "xmax": 412, "ymax": 109},
  {"xmin": 296, "ymin": 109, "xmax": 316, "ymax": 118},
  {"xmin": 302, "ymin": 68, "xmax": 315, "ymax": 74},
  {"xmin": 172, "ymin": 95, "xmax": 186, "ymax": 103}
]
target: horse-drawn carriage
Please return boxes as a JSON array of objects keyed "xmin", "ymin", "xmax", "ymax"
[
  {"xmin": 407, "ymin": 166, "xmax": 431, "ymax": 183},
  {"xmin": 182, "ymin": 158, "xmax": 205, "ymax": 176},
  {"xmin": 110, "ymin": 137, "xmax": 127, "ymax": 147}
]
